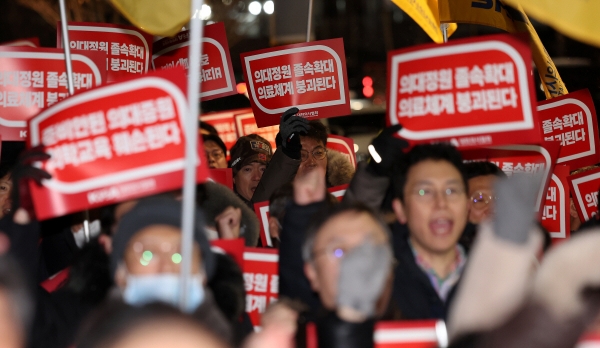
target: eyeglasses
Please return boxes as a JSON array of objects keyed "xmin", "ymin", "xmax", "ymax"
[
  {"xmin": 312, "ymin": 244, "xmax": 348, "ymax": 261},
  {"xmin": 411, "ymin": 187, "xmax": 465, "ymax": 203},
  {"xmin": 205, "ymin": 150, "xmax": 225, "ymax": 160},
  {"xmin": 130, "ymin": 240, "xmax": 187, "ymax": 267},
  {"xmin": 470, "ymin": 192, "xmax": 497, "ymax": 208},
  {"xmin": 300, "ymin": 146, "xmax": 327, "ymax": 162}
]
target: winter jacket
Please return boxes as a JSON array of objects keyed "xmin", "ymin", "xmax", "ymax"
[
  {"xmin": 391, "ymin": 222, "xmax": 460, "ymax": 320},
  {"xmin": 326, "ymin": 150, "xmax": 355, "ymax": 188}
]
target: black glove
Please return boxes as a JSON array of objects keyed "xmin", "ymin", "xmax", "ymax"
[
  {"xmin": 316, "ymin": 311, "xmax": 375, "ymax": 348},
  {"xmin": 10, "ymin": 145, "xmax": 52, "ymax": 215},
  {"xmin": 275, "ymin": 107, "xmax": 309, "ymax": 160},
  {"xmin": 367, "ymin": 124, "xmax": 409, "ymax": 177}
]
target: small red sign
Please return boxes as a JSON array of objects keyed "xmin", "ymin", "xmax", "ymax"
[
  {"xmin": 538, "ymin": 89, "xmax": 600, "ymax": 169},
  {"xmin": 0, "ymin": 47, "xmax": 106, "ymax": 140},
  {"xmin": 327, "ymin": 135, "xmax": 356, "ymax": 169},
  {"xmin": 253, "ymin": 201, "xmax": 272, "ymax": 247},
  {"xmin": 387, "ymin": 34, "xmax": 540, "ymax": 148},
  {"xmin": 234, "ymin": 109, "xmax": 279, "ymax": 150},
  {"xmin": 541, "ymin": 165, "xmax": 570, "ymax": 241},
  {"xmin": 243, "ymin": 247, "xmax": 279, "ymax": 327},
  {"xmin": 211, "ymin": 238, "xmax": 245, "ymax": 268},
  {"xmin": 58, "ymin": 22, "xmax": 153, "ymax": 82},
  {"xmin": 374, "ymin": 320, "xmax": 443, "ymax": 348},
  {"xmin": 200, "ymin": 110, "xmax": 239, "ymax": 151},
  {"xmin": 28, "ymin": 68, "xmax": 209, "ymax": 220},
  {"xmin": 462, "ymin": 142, "xmax": 561, "ymax": 213},
  {"xmin": 241, "ymin": 38, "xmax": 351, "ymax": 127},
  {"xmin": 568, "ymin": 167, "xmax": 600, "ymax": 222},
  {"xmin": 1, "ymin": 38, "xmax": 40, "ymax": 47},
  {"xmin": 152, "ymin": 23, "xmax": 236, "ymax": 101},
  {"xmin": 209, "ymin": 168, "xmax": 233, "ymax": 189}
]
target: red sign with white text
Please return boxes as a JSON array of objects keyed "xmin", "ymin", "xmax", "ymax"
[
  {"xmin": 28, "ymin": 68, "xmax": 209, "ymax": 220},
  {"xmin": 387, "ymin": 34, "xmax": 540, "ymax": 148},
  {"xmin": 209, "ymin": 168, "xmax": 233, "ymax": 189},
  {"xmin": 541, "ymin": 165, "xmax": 570, "ymax": 241},
  {"xmin": 241, "ymin": 38, "xmax": 351, "ymax": 127},
  {"xmin": 234, "ymin": 109, "xmax": 279, "ymax": 149},
  {"xmin": 201, "ymin": 110, "xmax": 239, "ymax": 151},
  {"xmin": 327, "ymin": 135, "xmax": 356, "ymax": 169},
  {"xmin": 568, "ymin": 167, "xmax": 600, "ymax": 222},
  {"xmin": 462, "ymin": 142, "xmax": 561, "ymax": 213},
  {"xmin": 243, "ymin": 247, "xmax": 279, "ymax": 327},
  {"xmin": 538, "ymin": 89, "xmax": 600, "ymax": 169},
  {"xmin": 0, "ymin": 47, "xmax": 106, "ymax": 140},
  {"xmin": 1, "ymin": 38, "xmax": 40, "ymax": 47},
  {"xmin": 58, "ymin": 22, "xmax": 152, "ymax": 82},
  {"xmin": 152, "ymin": 23, "xmax": 236, "ymax": 101}
]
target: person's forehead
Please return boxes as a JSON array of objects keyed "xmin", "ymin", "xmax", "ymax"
[
  {"xmin": 315, "ymin": 211, "xmax": 387, "ymax": 244},
  {"xmin": 203, "ymin": 141, "xmax": 219, "ymax": 149},
  {"xmin": 468, "ymin": 175, "xmax": 497, "ymax": 193},
  {"xmin": 128, "ymin": 224, "xmax": 182, "ymax": 245},
  {"xmin": 300, "ymin": 136, "xmax": 324, "ymax": 149},
  {"xmin": 406, "ymin": 159, "xmax": 463, "ymax": 184}
]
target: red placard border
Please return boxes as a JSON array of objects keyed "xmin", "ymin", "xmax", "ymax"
[
  {"xmin": 570, "ymin": 170, "xmax": 600, "ymax": 221},
  {"xmin": 29, "ymin": 76, "xmax": 190, "ymax": 194},
  {"xmin": 548, "ymin": 173, "xmax": 568, "ymax": 239},
  {"xmin": 243, "ymin": 45, "xmax": 348, "ymax": 115},
  {"xmin": 388, "ymin": 39, "xmax": 535, "ymax": 140}
]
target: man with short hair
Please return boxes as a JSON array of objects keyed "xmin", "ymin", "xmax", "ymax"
[
  {"xmin": 464, "ymin": 161, "xmax": 506, "ymax": 225},
  {"xmin": 202, "ymin": 134, "xmax": 228, "ymax": 169},
  {"xmin": 229, "ymin": 134, "xmax": 272, "ymax": 204}
]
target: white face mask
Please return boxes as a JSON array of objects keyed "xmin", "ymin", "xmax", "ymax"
[{"xmin": 122, "ymin": 273, "xmax": 205, "ymax": 313}]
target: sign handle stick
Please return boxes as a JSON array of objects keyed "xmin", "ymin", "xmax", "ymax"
[
  {"xmin": 179, "ymin": 0, "xmax": 205, "ymax": 312},
  {"xmin": 59, "ymin": 0, "xmax": 93, "ymax": 239},
  {"xmin": 58, "ymin": 0, "xmax": 75, "ymax": 96},
  {"xmin": 306, "ymin": 0, "xmax": 314, "ymax": 42},
  {"xmin": 441, "ymin": 23, "xmax": 448, "ymax": 43}
]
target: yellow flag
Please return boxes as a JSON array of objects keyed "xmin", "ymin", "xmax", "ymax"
[
  {"xmin": 426, "ymin": 0, "xmax": 458, "ymax": 37},
  {"xmin": 438, "ymin": 0, "xmax": 567, "ymax": 99},
  {"xmin": 503, "ymin": 0, "xmax": 600, "ymax": 48},
  {"xmin": 110, "ymin": 0, "xmax": 191, "ymax": 37},
  {"xmin": 391, "ymin": 0, "xmax": 456, "ymax": 43}
]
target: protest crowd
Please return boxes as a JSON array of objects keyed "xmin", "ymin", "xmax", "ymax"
[{"xmin": 4, "ymin": 1, "xmax": 600, "ymax": 348}]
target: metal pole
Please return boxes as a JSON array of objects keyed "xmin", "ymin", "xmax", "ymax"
[
  {"xmin": 441, "ymin": 23, "xmax": 448, "ymax": 43},
  {"xmin": 58, "ymin": 0, "xmax": 75, "ymax": 96},
  {"xmin": 59, "ymin": 0, "xmax": 92, "ymax": 241},
  {"xmin": 180, "ymin": 0, "xmax": 204, "ymax": 312},
  {"xmin": 306, "ymin": 0, "xmax": 314, "ymax": 42}
]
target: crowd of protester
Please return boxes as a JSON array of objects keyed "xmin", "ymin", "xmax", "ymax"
[{"xmin": 1, "ymin": 107, "xmax": 600, "ymax": 348}]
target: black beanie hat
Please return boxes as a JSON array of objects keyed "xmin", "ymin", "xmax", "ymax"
[{"xmin": 110, "ymin": 197, "xmax": 216, "ymax": 281}]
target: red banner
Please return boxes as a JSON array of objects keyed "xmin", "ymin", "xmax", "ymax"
[
  {"xmin": 209, "ymin": 168, "xmax": 233, "ymax": 189},
  {"xmin": 152, "ymin": 23, "xmax": 236, "ymax": 101},
  {"xmin": 462, "ymin": 142, "xmax": 561, "ymax": 213},
  {"xmin": 327, "ymin": 135, "xmax": 356, "ymax": 169},
  {"xmin": 541, "ymin": 165, "xmax": 570, "ymax": 241},
  {"xmin": 234, "ymin": 109, "xmax": 279, "ymax": 149},
  {"xmin": 28, "ymin": 68, "xmax": 209, "ymax": 220},
  {"xmin": 211, "ymin": 238, "xmax": 245, "ymax": 268},
  {"xmin": 200, "ymin": 109, "xmax": 239, "ymax": 151},
  {"xmin": 243, "ymin": 247, "xmax": 279, "ymax": 327},
  {"xmin": 568, "ymin": 167, "xmax": 600, "ymax": 222},
  {"xmin": 1, "ymin": 38, "xmax": 40, "ymax": 47},
  {"xmin": 387, "ymin": 34, "xmax": 540, "ymax": 148},
  {"xmin": 538, "ymin": 89, "xmax": 600, "ymax": 169},
  {"xmin": 0, "ymin": 47, "xmax": 106, "ymax": 140},
  {"xmin": 58, "ymin": 22, "xmax": 153, "ymax": 82},
  {"xmin": 241, "ymin": 38, "xmax": 351, "ymax": 127}
]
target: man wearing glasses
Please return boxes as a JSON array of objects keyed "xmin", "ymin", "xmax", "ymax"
[
  {"xmin": 464, "ymin": 161, "xmax": 506, "ymax": 225},
  {"xmin": 202, "ymin": 134, "xmax": 228, "ymax": 169}
]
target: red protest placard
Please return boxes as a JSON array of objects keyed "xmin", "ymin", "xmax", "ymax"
[
  {"xmin": 211, "ymin": 238, "xmax": 245, "ymax": 268},
  {"xmin": 462, "ymin": 142, "xmax": 561, "ymax": 212},
  {"xmin": 541, "ymin": 165, "xmax": 570, "ymax": 241},
  {"xmin": 568, "ymin": 167, "xmax": 600, "ymax": 222},
  {"xmin": 538, "ymin": 89, "xmax": 600, "ymax": 169},
  {"xmin": 152, "ymin": 23, "xmax": 236, "ymax": 101},
  {"xmin": 329, "ymin": 184, "xmax": 348, "ymax": 201},
  {"xmin": 0, "ymin": 47, "xmax": 106, "ymax": 140},
  {"xmin": 327, "ymin": 135, "xmax": 356, "ymax": 169},
  {"xmin": 577, "ymin": 333, "xmax": 600, "ymax": 348},
  {"xmin": 387, "ymin": 34, "xmax": 540, "ymax": 148},
  {"xmin": 241, "ymin": 38, "xmax": 351, "ymax": 127},
  {"xmin": 374, "ymin": 320, "xmax": 444, "ymax": 348},
  {"xmin": 28, "ymin": 68, "xmax": 210, "ymax": 220},
  {"xmin": 1, "ymin": 38, "xmax": 40, "ymax": 47},
  {"xmin": 201, "ymin": 110, "xmax": 239, "ymax": 151},
  {"xmin": 58, "ymin": 22, "xmax": 153, "ymax": 82},
  {"xmin": 234, "ymin": 109, "xmax": 279, "ymax": 149},
  {"xmin": 209, "ymin": 168, "xmax": 233, "ymax": 189},
  {"xmin": 243, "ymin": 247, "xmax": 279, "ymax": 327},
  {"xmin": 253, "ymin": 201, "xmax": 272, "ymax": 247}
]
